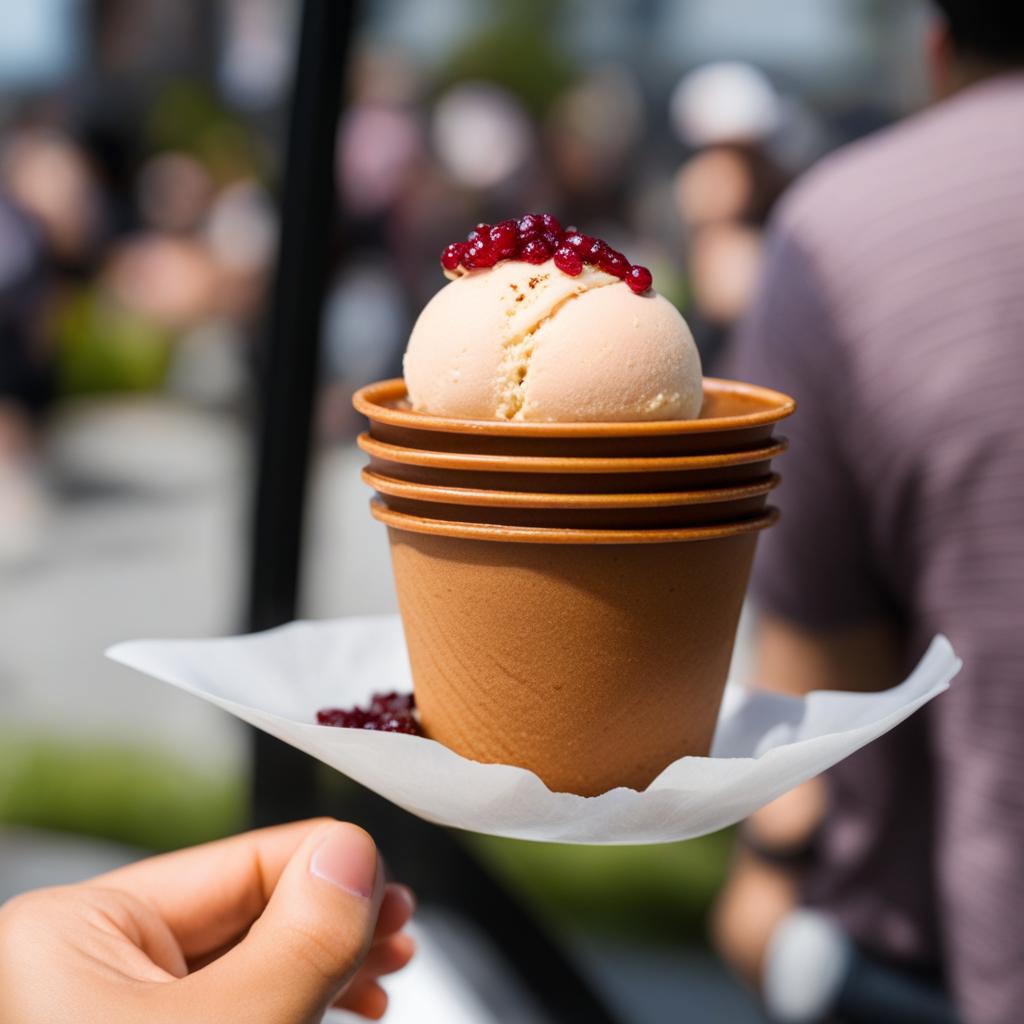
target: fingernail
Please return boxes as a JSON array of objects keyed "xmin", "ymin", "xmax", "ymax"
[{"xmin": 310, "ymin": 824, "xmax": 378, "ymax": 899}]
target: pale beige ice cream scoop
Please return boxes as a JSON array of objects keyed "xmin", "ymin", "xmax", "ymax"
[{"xmin": 403, "ymin": 259, "xmax": 703, "ymax": 422}]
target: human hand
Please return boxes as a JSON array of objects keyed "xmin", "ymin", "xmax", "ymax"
[
  {"xmin": 710, "ymin": 842, "xmax": 797, "ymax": 989},
  {"xmin": 710, "ymin": 778, "xmax": 824, "ymax": 989},
  {"xmin": 0, "ymin": 818, "xmax": 415, "ymax": 1023}
]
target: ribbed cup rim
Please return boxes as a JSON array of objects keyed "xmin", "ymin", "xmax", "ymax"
[
  {"xmin": 371, "ymin": 499, "xmax": 779, "ymax": 545},
  {"xmin": 363, "ymin": 468, "xmax": 780, "ymax": 510},
  {"xmin": 357, "ymin": 432, "xmax": 788, "ymax": 474},
  {"xmin": 354, "ymin": 378, "xmax": 795, "ymax": 438}
]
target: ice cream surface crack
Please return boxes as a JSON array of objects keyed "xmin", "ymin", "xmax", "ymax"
[{"xmin": 495, "ymin": 276, "xmax": 619, "ymax": 419}]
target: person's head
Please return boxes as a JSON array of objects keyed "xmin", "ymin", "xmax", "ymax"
[{"xmin": 929, "ymin": 1, "xmax": 1024, "ymax": 97}]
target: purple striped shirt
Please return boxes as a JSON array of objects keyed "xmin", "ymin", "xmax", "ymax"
[{"xmin": 728, "ymin": 73, "xmax": 1024, "ymax": 1024}]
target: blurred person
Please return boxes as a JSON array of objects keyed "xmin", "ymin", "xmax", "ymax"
[
  {"xmin": 0, "ymin": 191, "xmax": 51, "ymax": 419},
  {"xmin": 431, "ymin": 81, "xmax": 533, "ymax": 193},
  {"xmin": 219, "ymin": 0, "xmax": 294, "ymax": 110},
  {"xmin": 0, "ymin": 126, "xmax": 103, "ymax": 269},
  {"xmin": 675, "ymin": 149, "xmax": 782, "ymax": 367},
  {"xmin": 545, "ymin": 64, "xmax": 645, "ymax": 225},
  {"xmin": 337, "ymin": 47, "xmax": 427, "ymax": 226},
  {"xmin": 713, "ymin": 3, "xmax": 1024, "ymax": 1023},
  {"xmin": 338, "ymin": 102, "xmax": 424, "ymax": 220},
  {"xmin": 136, "ymin": 151, "xmax": 216, "ymax": 234},
  {"xmin": 0, "ymin": 126, "xmax": 113, "ymax": 560},
  {"xmin": 102, "ymin": 233, "xmax": 222, "ymax": 331},
  {"xmin": 204, "ymin": 178, "xmax": 277, "ymax": 277},
  {"xmin": 0, "ymin": 819, "xmax": 415, "ymax": 1023},
  {"xmin": 91, "ymin": 166, "xmax": 274, "ymax": 394},
  {"xmin": 670, "ymin": 63, "xmax": 791, "ymax": 369},
  {"xmin": 0, "ymin": 189, "xmax": 53, "ymax": 562},
  {"xmin": 674, "ymin": 143, "xmax": 788, "ymax": 232},
  {"xmin": 669, "ymin": 62, "xmax": 790, "ymax": 229},
  {"xmin": 686, "ymin": 222, "xmax": 762, "ymax": 333},
  {"xmin": 203, "ymin": 177, "xmax": 277, "ymax": 322}
]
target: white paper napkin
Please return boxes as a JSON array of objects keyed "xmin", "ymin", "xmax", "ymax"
[{"xmin": 107, "ymin": 616, "xmax": 959, "ymax": 845}]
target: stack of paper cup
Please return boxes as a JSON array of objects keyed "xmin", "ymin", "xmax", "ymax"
[{"xmin": 354, "ymin": 377, "xmax": 795, "ymax": 796}]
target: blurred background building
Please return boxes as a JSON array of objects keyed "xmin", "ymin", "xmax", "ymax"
[{"xmin": 0, "ymin": 1, "xmax": 931, "ymax": 1020}]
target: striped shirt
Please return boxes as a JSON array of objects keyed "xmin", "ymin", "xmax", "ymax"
[{"xmin": 728, "ymin": 73, "xmax": 1024, "ymax": 1024}]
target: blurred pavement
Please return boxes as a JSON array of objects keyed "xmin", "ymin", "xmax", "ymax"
[{"xmin": 0, "ymin": 399, "xmax": 401, "ymax": 773}]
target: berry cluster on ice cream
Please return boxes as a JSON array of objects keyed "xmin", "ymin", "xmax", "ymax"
[{"xmin": 403, "ymin": 214, "xmax": 703, "ymax": 423}]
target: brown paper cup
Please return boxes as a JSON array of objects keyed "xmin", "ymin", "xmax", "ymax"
[
  {"xmin": 363, "ymin": 468, "xmax": 779, "ymax": 529},
  {"xmin": 354, "ymin": 378, "xmax": 796, "ymax": 457},
  {"xmin": 358, "ymin": 433, "xmax": 788, "ymax": 493},
  {"xmin": 372, "ymin": 501, "xmax": 776, "ymax": 796}
]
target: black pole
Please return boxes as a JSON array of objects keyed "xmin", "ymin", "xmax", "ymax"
[{"xmin": 247, "ymin": 0, "xmax": 357, "ymax": 826}]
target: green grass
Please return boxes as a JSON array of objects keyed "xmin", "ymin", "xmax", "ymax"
[{"xmin": 0, "ymin": 735, "xmax": 245, "ymax": 851}]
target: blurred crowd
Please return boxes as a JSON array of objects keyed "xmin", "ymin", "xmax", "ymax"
[
  {"xmin": 0, "ymin": 0, "xmax": 904, "ymax": 563},
  {"xmin": 0, "ymin": 81, "xmax": 277, "ymax": 559}
]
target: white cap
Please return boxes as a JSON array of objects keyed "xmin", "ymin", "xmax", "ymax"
[
  {"xmin": 670, "ymin": 61, "xmax": 781, "ymax": 146},
  {"xmin": 432, "ymin": 81, "xmax": 531, "ymax": 188}
]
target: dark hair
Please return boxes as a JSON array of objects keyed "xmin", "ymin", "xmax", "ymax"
[{"xmin": 932, "ymin": 1, "xmax": 1024, "ymax": 61}]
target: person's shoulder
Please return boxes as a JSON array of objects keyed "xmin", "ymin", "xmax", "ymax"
[
  {"xmin": 776, "ymin": 77, "xmax": 1024, "ymax": 248},
  {"xmin": 776, "ymin": 112, "xmax": 938, "ymax": 241}
]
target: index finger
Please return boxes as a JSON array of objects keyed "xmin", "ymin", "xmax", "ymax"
[{"xmin": 90, "ymin": 818, "xmax": 334, "ymax": 959}]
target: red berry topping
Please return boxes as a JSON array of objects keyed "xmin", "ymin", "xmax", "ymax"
[
  {"xmin": 517, "ymin": 213, "xmax": 544, "ymax": 239},
  {"xmin": 562, "ymin": 232, "xmax": 593, "ymax": 253},
  {"xmin": 581, "ymin": 237, "xmax": 606, "ymax": 264},
  {"xmin": 597, "ymin": 246, "xmax": 629, "ymax": 279},
  {"xmin": 463, "ymin": 239, "xmax": 498, "ymax": 268},
  {"xmin": 441, "ymin": 241, "xmax": 466, "ymax": 271},
  {"xmin": 440, "ymin": 214, "xmax": 655, "ymax": 290},
  {"xmin": 488, "ymin": 219, "xmax": 519, "ymax": 259},
  {"xmin": 520, "ymin": 237, "xmax": 552, "ymax": 264},
  {"xmin": 626, "ymin": 264, "xmax": 653, "ymax": 294},
  {"xmin": 553, "ymin": 245, "xmax": 583, "ymax": 276},
  {"xmin": 317, "ymin": 691, "xmax": 421, "ymax": 735}
]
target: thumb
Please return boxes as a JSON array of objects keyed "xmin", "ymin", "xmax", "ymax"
[{"xmin": 188, "ymin": 821, "xmax": 384, "ymax": 1024}]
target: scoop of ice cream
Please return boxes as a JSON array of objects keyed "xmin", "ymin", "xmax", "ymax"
[{"xmin": 403, "ymin": 258, "xmax": 702, "ymax": 422}]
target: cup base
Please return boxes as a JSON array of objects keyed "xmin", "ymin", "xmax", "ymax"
[{"xmin": 386, "ymin": 520, "xmax": 764, "ymax": 795}]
